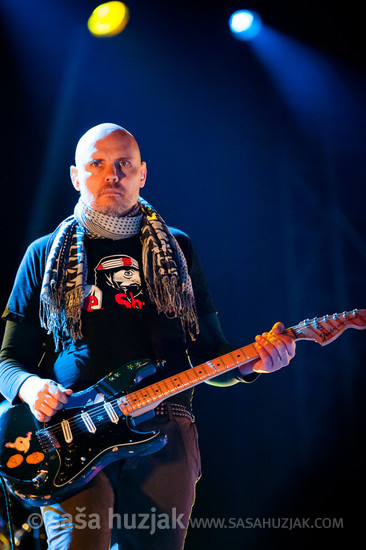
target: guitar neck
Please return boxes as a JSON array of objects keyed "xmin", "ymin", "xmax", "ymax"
[
  {"xmin": 115, "ymin": 309, "xmax": 366, "ymax": 417},
  {"xmin": 116, "ymin": 336, "xmax": 273, "ymax": 417}
]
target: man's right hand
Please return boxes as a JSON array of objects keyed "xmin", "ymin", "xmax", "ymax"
[{"xmin": 18, "ymin": 376, "xmax": 73, "ymax": 422}]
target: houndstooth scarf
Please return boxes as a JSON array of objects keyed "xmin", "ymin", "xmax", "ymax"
[{"xmin": 40, "ymin": 198, "xmax": 199, "ymax": 350}]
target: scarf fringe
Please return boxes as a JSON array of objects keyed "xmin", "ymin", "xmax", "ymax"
[{"xmin": 40, "ymin": 285, "xmax": 84, "ymax": 351}]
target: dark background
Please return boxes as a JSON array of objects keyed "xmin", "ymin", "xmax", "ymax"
[{"xmin": 1, "ymin": 0, "xmax": 365, "ymax": 548}]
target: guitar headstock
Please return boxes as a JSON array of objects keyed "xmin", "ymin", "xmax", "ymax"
[{"xmin": 288, "ymin": 309, "xmax": 366, "ymax": 346}]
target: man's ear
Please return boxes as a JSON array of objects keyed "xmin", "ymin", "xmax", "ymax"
[
  {"xmin": 70, "ymin": 165, "xmax": 80, "ymax": 191},
  {"xmin": 140, "ymin": 161, "xmax": 147, "ymax": 188}
]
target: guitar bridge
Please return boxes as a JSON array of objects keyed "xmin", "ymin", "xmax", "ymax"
[{"xmin": 37, "ymin": 428, "xmax": 60, "ymax": 452}]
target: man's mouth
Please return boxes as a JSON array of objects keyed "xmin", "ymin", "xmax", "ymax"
[{"xmin": 100, "ymin": 189, "xmax": 122, "ymax": 196}]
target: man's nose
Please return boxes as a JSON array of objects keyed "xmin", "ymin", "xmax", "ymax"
[{"xmin": 105, "ymin": 163, "xmax": 120, "ymax": 182}]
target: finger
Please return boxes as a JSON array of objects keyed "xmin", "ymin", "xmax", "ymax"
[
  {"xmin": 46, "ymin": 382, "xmax": 73, "ymax": 404},
  {"xmin": 34, "ymin": 410, "xmax": 52, "ymax": 423},
  {"xmin": 254, "ymin": 334, "xmax": 290, "ymax": 371},
  {"xmin": 36, "ymin": 391, "xmax": 63, "ymax": 411},
  {"xmin": 33, "ymin": 402, "xmax": 54, "ymax": 421},
  {"xmin": 54, "ymin": 390, "xmax": 73, "ymax": 405},
  {"xmin": 263, "ymin": 323, "xmax": 296, "ymax": 351},
  {"xmin": 257, "ymin": 333, "xmax": 283, "ymax": 360},
  {"xmin": 45, "ymin": 395, "xmax": 64, "ymax": 410},
  {"xmin": 271, "ymin": 322, "xmax": 285, "ymax": 334},
  {"xmin": 267, "ymin": 335, "xmax": 293, "ymax": 366},
  {"xmin": 267, "ymin": 333, "xmax": 290, "ymax": 361},
  {"xmin": 268, "ymin": 331, "xmax": 296, "ymax": 358},
  {"xmin": 254, "ymin": 337, "xmax": 275, "ymax": 372},
  {"xmin": 277, "ymin": 336, "xmax": 296, "ymax": 358},
  {"xmin": 270, "ymin": 322, "xmax": 296, "ymax": 357}
]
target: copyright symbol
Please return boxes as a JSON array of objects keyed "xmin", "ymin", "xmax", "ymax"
[{"xmin": 27, "ymin": 513, "xmax": 43, "ymax": 528}]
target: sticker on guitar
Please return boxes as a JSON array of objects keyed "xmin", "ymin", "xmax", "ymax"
[
  {"xmin": 5, "ymin": 432, "xmax": 32, "ymax": 453},
  {"xmin": 5, "ymin": 432, "xmax": 45, "ymax": 469}
]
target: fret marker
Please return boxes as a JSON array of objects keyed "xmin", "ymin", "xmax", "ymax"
[{"xmin": 117, "ymin": 397, "xmax": 131, "ymax": 415}]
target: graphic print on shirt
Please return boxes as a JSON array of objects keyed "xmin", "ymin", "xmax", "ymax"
[{"xmin": 83, "ymin": 255, "xmax": 146, "ymax": 311}]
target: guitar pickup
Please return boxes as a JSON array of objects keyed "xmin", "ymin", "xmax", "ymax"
[
  {"xmin": 81, "ymin": 412, "xmax": 97, "ymax": 434},
  {"xmin": 104, "ymin": 402, "xmax": 119, "ymax": 424},
  {"xmin": 61, "ymin": 420, "xmax": 73, "ymax": 443}
]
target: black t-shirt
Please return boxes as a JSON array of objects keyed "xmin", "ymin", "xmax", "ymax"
[{"xmin": 1, "ymin": 228, "xmax": 221, "ymax": 408}]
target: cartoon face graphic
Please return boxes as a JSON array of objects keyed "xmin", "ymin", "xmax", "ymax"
[
  {"xmin": 83, "ymin": 255, "xmax": 146, "ymax": 311},
  {"xmin": 105, "ymin": 265, "xmax": 141, "ymax": 291},
  {"xmin": 95, "ymin": 255, "xmax": 142, "ymax": 293}
]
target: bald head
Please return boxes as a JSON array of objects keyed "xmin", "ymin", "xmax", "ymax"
[{"xmin": 74, "ymin": 123, "xmax": 141, "ymax": 168}]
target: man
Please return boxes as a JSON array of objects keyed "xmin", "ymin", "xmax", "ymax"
[{"xmin": 0, "ymin": 123, "xmax": 295, "ymax": 549}]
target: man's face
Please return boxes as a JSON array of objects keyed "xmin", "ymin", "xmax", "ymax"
[{"xmin": 70, "ymin": 130, "xmax": 147, "ymax": 216}]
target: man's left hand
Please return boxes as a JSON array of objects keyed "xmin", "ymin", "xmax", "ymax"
[{"xmin": 240, "ymin": 322, "xmax": 296, "ymax": 375}]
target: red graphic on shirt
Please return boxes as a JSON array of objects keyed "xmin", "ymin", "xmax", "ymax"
[
  {"xmin": 83, "ymin": 294, "xmax": 101, "ymax": 311},
  {"xmin": 83, "ymin": 255, "xmax": 146, "ymax": 311},
  {"xmin": 115, "ymin": 291, "xmax": 145, "ymax": 309}
]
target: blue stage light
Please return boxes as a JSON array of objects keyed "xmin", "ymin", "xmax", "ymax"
[{"xmin": 229, "ymin": 10, "xmax": 262, "ymax": 41}]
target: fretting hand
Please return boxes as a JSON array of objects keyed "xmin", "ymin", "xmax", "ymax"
[{"xmin": 239, "ymin": 322, "xmax": 296, "ymax": 376}]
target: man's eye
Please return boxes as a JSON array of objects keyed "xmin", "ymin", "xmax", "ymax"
[
  {"xmin": 120, "ymin": 160, "xmax": 129, "ymax": 167},
  {"xmin": 90, "ymin": 160, "xmax": 101, "ymax": 167}
]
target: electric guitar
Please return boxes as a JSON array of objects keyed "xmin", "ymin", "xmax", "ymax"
[{"xmin": 0, "ymin": 309, "xmax": 365, "ymax": 506}]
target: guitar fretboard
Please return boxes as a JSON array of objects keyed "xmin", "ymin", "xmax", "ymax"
[{"xmin": 116, "ymin": 340, "xmax": 263, "ymax": 416}]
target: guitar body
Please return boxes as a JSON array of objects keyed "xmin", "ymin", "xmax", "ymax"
[{"xmin": 0, "ymin": 359, "xmax": 167, "ymax": 506}]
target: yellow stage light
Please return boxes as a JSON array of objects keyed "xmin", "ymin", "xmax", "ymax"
[{"xmin": 88, "ymin": 2, "xmax": 129, "ymax": 37}]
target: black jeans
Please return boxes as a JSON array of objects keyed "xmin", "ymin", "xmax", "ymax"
[{"xmin": 41, "ymin": 414, "xmax": 201, "ymax": 550}]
